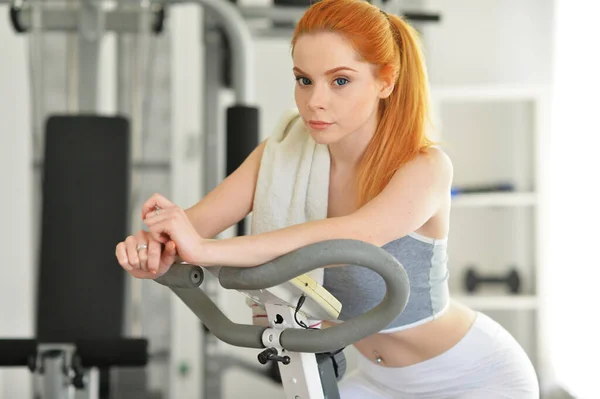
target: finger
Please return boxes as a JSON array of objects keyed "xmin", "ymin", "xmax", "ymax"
[
  {"xmin": 146, "ymin": 229, "xmax": 169, "ymax": 244},
  {"xmin": 147, "ymin": 239, "xmax": 162, "ymax": 274},
  {"xmin": 143, "ymin": 205, "xmax": 164, "ymax": 222},
  {"xmin": 134, "ymin": 229, "xmax": 149, "ymax": 241},
  {"xmin": 143, "ymin": 210, "xmax": 176, "ymax": 244},
  {"xmin": 141, "ymin": 193, "xmax": 174, "ymax": 220},
  {"xmin": 126, "ymin": 268, "xmax": 160, "ymax": 280},
  {"xmin": 115, "ymin": 242, "xmax": 132, "ymax": 271},
  {"xmin": 143, "ymin": 207, "xmax": 175, "ymax": 226},
  {"xmin": 137, "ymin": 244, "xmax": 149, "ymax": 272},
  {"xmin": 131, "ymin": 232, "xmax": 150, "ymax": 272},
  {"xmin": 145, "ymin": 219, "xmax": 174, "ymax": 244},
  {"xmin": 141, "ymin": 193, "xmax": 162, "ymax": 219},
  {"xmin": 125, "ymin": 236, "xmax": 140, "ymax": 269},
  {"xmin": 162, "ymin": 240, "xmax": 177, "ymax": 266}
]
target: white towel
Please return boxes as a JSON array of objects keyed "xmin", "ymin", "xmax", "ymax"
[
  {"xmin": 251, "ymin": 108, "xmax": 331, "ymax": 284},
  {"xmin": 244, "ymin": 108, "xmax": 331, "ymax": 326}
]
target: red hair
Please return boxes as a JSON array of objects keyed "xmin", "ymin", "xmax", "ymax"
[{"xmin": 292, "ymin": 0, "xmax": 435, "ymax": 207}]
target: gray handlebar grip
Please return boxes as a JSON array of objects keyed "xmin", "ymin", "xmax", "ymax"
[
  {"xmin": 218, "ymin": 239, "xmax": 410, "ymax": 353},
  {"xmin": 154, "ymin": 263, "xmax": 204, "ymax": 288}
]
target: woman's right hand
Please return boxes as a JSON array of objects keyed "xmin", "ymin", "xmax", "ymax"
[{"xmin": 115, "ymin": 230, "xmax": 177, "ymax": 279}]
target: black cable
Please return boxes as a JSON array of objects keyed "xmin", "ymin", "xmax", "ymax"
[
  {"xmin": 294, "ymin": 295, "xmax": 345, "ymax": 356},
  {"xmin": 294, "ymin": 295, "xmax": 319, "ymax": 330}
]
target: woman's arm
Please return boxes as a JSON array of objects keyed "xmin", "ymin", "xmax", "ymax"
[
  {"xmin": 143, "ymin": 140, "xmax": 267, "ymax": 239},
  {"xmin": 197, "ymin": 148, "xmax": 453, "ymax": 267}
]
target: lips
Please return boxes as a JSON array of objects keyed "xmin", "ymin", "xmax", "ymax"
[{"xmin": 308, "ymin": 120, "xmax": 333, "ymax": 130}]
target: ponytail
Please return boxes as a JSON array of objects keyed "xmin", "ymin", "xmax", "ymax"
[{"xmin": 356, "ymin": 13, "xmax": 435, "ymax": 206}]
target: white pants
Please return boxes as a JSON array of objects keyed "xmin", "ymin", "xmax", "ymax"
[{"xmin": 338, "ymin": 312, "xmax": 540, "ymax": 399}]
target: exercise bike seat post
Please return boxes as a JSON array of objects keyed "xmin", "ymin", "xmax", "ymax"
[{"xmin": 155, "ymin": 238, "xmax": 411, "ymax": 399}]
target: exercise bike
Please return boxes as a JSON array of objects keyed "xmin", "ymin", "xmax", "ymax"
[
  {"xmin": 156, "ymin": 238, "xmax": 410, "ymax": 399},
  {"xmin": 0, "ymin": 238, "xmax": 408, "ymax": 399}
]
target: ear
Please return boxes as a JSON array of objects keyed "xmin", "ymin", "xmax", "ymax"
[
  {"xmin": 379, "ymin": 79, "xmax": 395, "ymax": 99},
  {"xmin": 377, "ymin": 65, "xmax": 396, "ymax": 99}
]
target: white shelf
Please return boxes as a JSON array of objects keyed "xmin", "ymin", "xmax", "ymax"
[
  {"xmin": 430, "ymin": 83, "xmax": 550, "ymax": 102},
  {"xmin": 453, "ymin": 294, "xmax": 539, "ymax": 310},
  {"xmin": 451, "ymin": 192, "xmax": 537, "ymax": 208}
]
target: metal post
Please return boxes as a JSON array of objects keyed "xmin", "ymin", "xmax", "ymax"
[
  {"xmin": 28, "ymin": 0, "xmax": 45, "ymax": 161},
  {"xmin": 36, "ymin": 344, "xmax": 78, "ymax": 399},
  {"xmin": 264, "ymin": 303, "xmax": 326, "ymax": 399},
  {"xmin": 66, "ymin": 0, "xmax": 78, "ymax": 113},
  {"xmin": 41, "ymin": 351, "xmax": 71, "ymax": 399},
  {"xmin": 115, "ymin": 1, "xmax": 141, "ymax": 344},
  {"xmin": 169, "ymin": 3, "xmax": 203, "ymax": 398},
  {"xmin": 77, "ymin": 0, "xmax": 103, "ymax": 112},
  {"xmin": 200, "ymin": 10, "xmax": 224, "ymax": 399},
  {"xmin": 197, "ymin": 0, "xmax": 254, "ymax": 105},
  {"xmin": 168, "ymin": 0, "xmax": 255, "ymax": 105},
  {"xmin": 194, "ymin": 3, "xmax": 256, "ymax": 396},
  {"xmin": 202, "ymin": 17, "xmax": 225, "ymax": 196}
]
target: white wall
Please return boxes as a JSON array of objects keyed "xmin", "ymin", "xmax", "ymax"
[
  {"xmin": 0, "ymin": 6, "xmax": 34, "ymax": 398},
  {"xmin": 421, "ymin": 0, "xmax": 555, "ymax": 391},
  {"xmin": 422, "ymin": 0, "xmax": 554, "ymax": 86},
  {"xmin": 544, "ymin": 2, "xmax": 600, "ymax": 397},
  {"xmin": 254, "ymin": 38, "xmax": 297, "ymax": 141}
]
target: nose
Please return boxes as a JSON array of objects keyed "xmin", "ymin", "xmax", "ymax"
[{"xmin": 306, "ymin": 84, "xmax": 329, "ymax": 111}]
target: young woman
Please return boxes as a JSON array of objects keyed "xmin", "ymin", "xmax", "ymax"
[{"xmin": 116, "ymin": 0, "xmax": 539, "ymax": 397}]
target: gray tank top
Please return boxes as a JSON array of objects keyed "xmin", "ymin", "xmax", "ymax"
[{"xmin": 322, "ymin": 232, "xmax": 450, "ymax": 333}]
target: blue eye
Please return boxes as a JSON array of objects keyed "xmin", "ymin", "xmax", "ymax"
[
  {"xmin": 296, "ymin": 77, "xmax": 311, "ymax": 86},
  {"xmin": 335, "ymin": 78, "xmax": 349, "ymax": 86}
]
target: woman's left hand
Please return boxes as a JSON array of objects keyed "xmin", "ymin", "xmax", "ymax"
[{"xmin": 142, "ymin": 193, "xmax": 209, "ymax": 266}]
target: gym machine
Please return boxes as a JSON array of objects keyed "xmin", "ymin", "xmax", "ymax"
[
  {"xmin": 154, "ymin": 238, "xmax": 410, "ymax": 399},
  {"xmin": 0, "ymin": 115, "xmax": 150, "ymax": 399},
  {"xmin": 0, "ymin": 0, "xmax": 258, "ymax": 399},
  {"xmin": 0, "ymin": 339, "xmax": 148, "ymax": 399}
]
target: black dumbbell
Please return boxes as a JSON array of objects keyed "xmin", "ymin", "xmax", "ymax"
[{"xmin": 464, "ymin": 266, "xmax": 521, "ymax": 294}]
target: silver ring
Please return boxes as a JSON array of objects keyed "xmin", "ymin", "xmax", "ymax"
[
  {"xmin": 136, "ymin": 243, "xmax": 148, "ymax": 252},
  {"xmin": 155, "ymin": 206, "xmax": 160, "ymax": 216}
]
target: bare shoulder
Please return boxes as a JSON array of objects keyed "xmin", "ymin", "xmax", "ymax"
[
  {"xmin": 351, "ymin": 146, "xmax": 453, "ymax": 245},
  {"xmin": 391, "ymin": 146, "xmax": 453, "ymax": 187},
  {"xmin": 421, "ymin": 146, "xmax": 453, "ymax": 180}
]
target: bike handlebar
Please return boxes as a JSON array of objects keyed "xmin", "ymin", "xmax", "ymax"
[{"xmin": 154, "ymin": 239, "xmax": 410, "ymax": 353}]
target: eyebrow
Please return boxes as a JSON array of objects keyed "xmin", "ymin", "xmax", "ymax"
[{"xmin": 293, "ymin": 66, "xmax": 358, "ymax": 75}]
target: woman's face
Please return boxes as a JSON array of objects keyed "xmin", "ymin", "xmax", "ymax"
[{"xmin": 292, "ymin": 31, "xmax": 391, "ymax": 145}]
